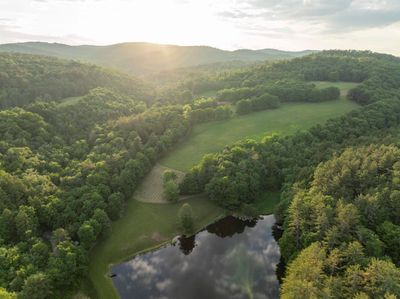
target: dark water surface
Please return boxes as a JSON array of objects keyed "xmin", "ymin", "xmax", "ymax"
[{"xmin": 111, "ymin": 215, "xmax": 281, "ymax": 299}]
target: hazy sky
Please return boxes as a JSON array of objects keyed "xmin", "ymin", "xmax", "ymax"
[{"xmin": 1, "ymin": 0, "xmax": 400, "ymax": 55}]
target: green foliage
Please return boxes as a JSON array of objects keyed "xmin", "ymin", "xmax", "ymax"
[
  {"xmin": 182, "ymin": 99, "xmax": 400, "ymax": 205},
  {"xmin": 78, "ymin": 223, "xmax": 96, "ymax": 249},
  {"xmin": 236, "ymin": 99, "xmax": 253, "ymax": 115},
  {"xmin": 0, "ymin": 80, "xmax": 189, "ymax": 297},
  {"xmin": 377, "ymin": 221, "xmax": 400, "ymax": 264},
  {"xmin": 178, "ymin": 203, "xmax": 194, "ymax": 235},
  {"xmin": 162, "ymin": 170, "xmax": 177, "ymax": 183},
  {"xmin": 0, "ymin": 288, "xmax": 16, "ymax": 299},
  {"xmin": 310, "ymin": 86, "xmax": 340, "ymax": 102},
  {"xmin": 236, "ymin": 93, "xmax": 280, "ymax": 115},
  {"xmin": 164, "ymin": 181, "xmax": 180, "ymax": 203},
  {"xmin": 164, "ymin": 96, "xmax": 358, "ymax": 172},
  {"xmin": 1, "ymin": 49, "xmax": 400, "ymax": 298},
  {"xmin": 0, "ymin": 42, "xmax": 314, "ymax": 76},
  {"xmin": 183, "ymin": 96, "xmax": 400, "ymax": 298},
  {"xmin": 281, "ymin": 243, "xmax": 400, "ymax": 299},
  {"xmin": 162, "ymin": 170, "xmax": 180, "ymax": 202},
  {"xmin": 0, "ymin": 53, "xmax": 151, "ymax": 108},
  {"xmin": 184, "ymin": 102, "xmax": 232, "ymax": 125},
  {"xmin": 20, "ymin": 273, "xmax": 53, "ymax": 299}
]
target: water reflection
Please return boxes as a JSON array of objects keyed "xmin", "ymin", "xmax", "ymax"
[{"xmin": 111, "ymin": 215, "xmax": 280, "ymax": 299}]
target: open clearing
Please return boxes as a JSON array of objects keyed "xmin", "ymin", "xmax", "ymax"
[
  {"xmin": 161, "ymin": 95, "xmax": 359, "ymax": 171},
  {"xmin": 87, "ymin": 196, "xmax": 224, "ymax": 299},
  {"xmin": 134, "ymin": 164, "xmax": 186, "ymax": 203}
]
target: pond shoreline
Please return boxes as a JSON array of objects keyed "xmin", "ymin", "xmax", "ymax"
[{"xmin": 111, "ymin": 214, "xmax": 282, "ymax": 299}]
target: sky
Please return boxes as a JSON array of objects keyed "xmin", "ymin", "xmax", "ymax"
[{"xmin": 1, "ymin": 0, "xmax": 400, "ymax": 55}]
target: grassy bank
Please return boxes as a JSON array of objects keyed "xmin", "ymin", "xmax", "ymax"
[
  {"xmin": 87, "ymin": 196, "xmax": 224, "ymax": 299},
  {"xmin": 254, "ymin": 191, "xmax": 281, "ymax": 215}
]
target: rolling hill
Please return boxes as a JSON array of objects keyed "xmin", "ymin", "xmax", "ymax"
[
  {"xmin": 0, "ymin": 42, "xmax": 316, "ymax": 75},
  {"xmin": 0, "ymin": 52, "xmax": 151, "ymax": 108}
]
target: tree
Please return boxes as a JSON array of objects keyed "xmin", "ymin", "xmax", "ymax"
[
  {"xmin": 163, "ymin": 170, "xmax": 177, "ymax": 183},
  {"xmin": 0, "ymin": 288, "xmax": 16, "ymax": 299},
  {"xmin": 20, "ymin": 273, "xmax": 53, "ymax": 299},
  {"xmin": 78, "ymin": 223, "xmax": 96, "ymax": 249},
  {"xmin": 31, "ymin": 241, "xmax": 50, "ymax": 268},
  {"xmin": 363, "ymin": 259, "xmax": 400, "ymax": 298},
  {"xmin": 15, "ymin": 206, "xmax": 38, "ymax": 239},
  {"xmin": 164, "ymin": 181, "xmax": 179, "ymax": 202},
  {"xmin": 179, "ymin": 203, "xmax": 194, "ymax": 235},
  {"xmin": 106, "ymin": 192, "xmax": 124, "ymax": 220},
  {"xmin": 281, "ymin": 242, "xmax": 329, "ymax": 299},
  {"xmin": 377, "ymin": 221, "xmax": 400, "ymax": 264},
  {"xmin": 0, "ymin": 209, "xmax": 15, "ymax": 242},
  {"xmin": 92, "ymin": 209, "xmax": 111, "ymax": 237},
  {"xmin": 236, "ymin": 99, "xmax": 253, "ymax": 115}
]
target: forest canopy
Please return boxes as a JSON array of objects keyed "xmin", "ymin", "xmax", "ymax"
[{"xmin": 1, "ymin": 49, "xmax": 400, "ymax": 298}]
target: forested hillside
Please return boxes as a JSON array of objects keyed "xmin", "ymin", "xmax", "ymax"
[
  {"xmin": 159, "ymin": 50, "xmax": 400, "ymax": 106},
  {"xmin": 0, "ymin": 49, "xmax": 400, "ymax": 298},
  {"xmin": 0, "ymin": 42, "xmax": 315, "ymax": 76},
  {"xmin": 0, "ymin": 53, "xmax": 151, "ymax": 108},
  {"xmin": 0, "ymin": 91, "xmax": 189, "ymax": 298},
  {"xmin": 181, "ymin": 51, "xmax": 400, "ymax": 298}
]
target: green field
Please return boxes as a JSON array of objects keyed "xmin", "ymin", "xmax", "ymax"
[
  {"xmin": 161, "ymin": 96, "xmax": 360, "ymax": 171},
  {"xmin": 87, "ymin": 196, "xmax": 224, "ymax": 299}
]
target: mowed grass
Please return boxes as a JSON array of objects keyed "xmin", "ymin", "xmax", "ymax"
[
  {"xmin": 87, "ymin": 196, "xmax": 224, "ymax": 299},
  {"xmin": 161, "ymin": 96, "xmax": 360, "ymax": 171}
]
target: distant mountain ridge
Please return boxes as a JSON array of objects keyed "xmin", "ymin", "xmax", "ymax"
[{"xmin": 0, "ymin": 42, "xmax": 316, "ymax": 75}]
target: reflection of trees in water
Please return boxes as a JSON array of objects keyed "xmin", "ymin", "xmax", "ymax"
[
  {"xmin": 206, "ymin": 216, "xmax": 257, "ymax": 238},
  {"xmin": 178, "ymin": 235, "xmax": 196, "ymax": 255},
  {"xmin": 271, "ymin": 223, "xmax": 286, "ymax": 283},
  {"xmin": 178, "ymin": 216, "xmax": 257, "ymax": 255},
  {"xmin": 223, "ymin": 244, "xmax": 261, "ymax": 299}
]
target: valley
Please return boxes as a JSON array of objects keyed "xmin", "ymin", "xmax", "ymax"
[{"xmin": 0, "ymin": 48, "xmax": 399, "ymax": 299}]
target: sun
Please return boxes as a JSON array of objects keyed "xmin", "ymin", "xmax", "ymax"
[{"xmin": 39, "ymin": 0, "xmax": 238, "ymax": 48}]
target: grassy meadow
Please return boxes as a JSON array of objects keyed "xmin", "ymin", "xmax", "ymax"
[
  {"xmin": 161, "ymin": 95, "xmax": 359, "ymax": 171},
  {"xmin": 87, "ymin": 196, "xmax": 224, "ymax": 299}
]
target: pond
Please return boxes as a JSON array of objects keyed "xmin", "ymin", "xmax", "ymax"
[{"xmin": 111, "ymin": 215, "xmax": 281, "ymax": 299}]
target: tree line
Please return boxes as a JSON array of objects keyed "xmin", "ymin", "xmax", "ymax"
[{"xmin": 158, "ymin": 50, "xmax": 400, "ymax": 107}]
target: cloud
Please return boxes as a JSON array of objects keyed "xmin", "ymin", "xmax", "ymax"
[
  {"xmin": 32, "ymin": 0, "xmax": 97, "ymax": 2},
  {"xmin": 219, "ymin": 0, "xmax": 400, "ymax": 33},
  {"xmin": 0, "ymin": 25, "xmax": 93, "ymax": 44}
]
